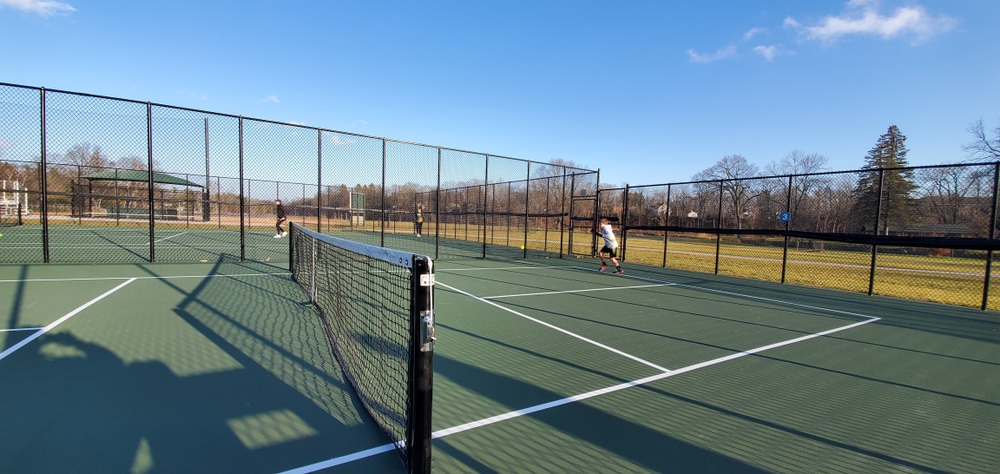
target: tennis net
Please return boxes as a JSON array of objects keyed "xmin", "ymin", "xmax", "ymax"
[{"xmin": 288, "ymin": 223, "xmax": 435, "ymax": 473}]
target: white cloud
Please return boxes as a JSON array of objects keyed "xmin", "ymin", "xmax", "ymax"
[
  {"xmin": 787, "ymin": 0, "xmax": 956, "ymax": 45},
  {"xmin": 744, "ymin": 27, "xmax": 767, "ymax": 41},
  {"xmin": 687, "ymin": 45, "xmax": 737, "ymax": 64},
  {"xmin": 752, "ymin": 45, "xmax": 778, "ymax": 61},
  {"xmin": 328, "ymin": 135, "xmax": 356, "ymax": 146},
  {"xmin": 263, "ymin": 95, "xmax": 280, "ymax": 104},
  {"xmin": 176, "ymin": 89, "xmax": 208, "ymax": 101},
  {"xmin": 0, "ymin": 0, "xmax": 76, "ymax": 17}
]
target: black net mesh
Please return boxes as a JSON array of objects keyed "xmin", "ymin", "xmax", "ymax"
[{"xmin": 288, "ymin": 223, "xmax": 430, "ymax": 471}]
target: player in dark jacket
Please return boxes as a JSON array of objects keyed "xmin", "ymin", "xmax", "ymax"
[{"xmin": 274, "ymin": 199, "xmax": 287, "ymax": 238}]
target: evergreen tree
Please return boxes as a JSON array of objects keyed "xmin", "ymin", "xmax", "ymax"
[{"xmin": 851, "ymin": 125, "xmax": 917, "ymax": 234}]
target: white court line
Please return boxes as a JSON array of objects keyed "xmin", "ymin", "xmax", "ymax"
[
  {"xmin": 282, "ymin": 271, "xmax": 884, "ymax": 473},
  {"xmin": 438, "ymin": 265, "xmax": 563, "ymax": 272},
  {"xmin": 0, "ymin": 273, "xmax": 289, "ymax": 284},
  {"xmin": 279, "ymin": 445, "xmax": 398, "ymax": 474},
  {"xmin": 432, "ymin": 314, "xmax": 879, "ymax": 437},
  {"xmin": 281, "ymin": 314, "xmax": 880, "ymax": 473},
  {"xmin": 439, "ymin": 281, "xmax": 672, "ymax": 373},
  {"xmin": 154, "ymin": 232, "xmax": 188, "ymax": 243},
  {"xmin": 0, "ymin": 327, "xmax": 44, "ymax": 333},
  {"xmin": 567, "ymin": 265, "xmax": 879, "ymax": 319},
  {"xmin": 486, "ymin": 283, "xmax": 676, "ymax": 299},
  {"xmin": 0, "ymin": 278, "xmax": 137, "ymax": 361}
]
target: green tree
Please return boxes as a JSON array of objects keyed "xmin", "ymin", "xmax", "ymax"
[{"xmin": 850, "ymin": 125, "xmax": 917, "ymax": 234}]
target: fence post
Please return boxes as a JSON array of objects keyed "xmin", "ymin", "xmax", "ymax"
[
  {"xmin": 593, "ymin": 170, "xmax": 601, "ymax": 256},
  {"xmin": 317, "ymin": 130, "xmax": 322, "ymax": 231},
  {"xmin": 238, "ymin": 117, "xmax": 246, "ymax": 261},
  {"xmin": 436, "ymin": 148, "xmax": 442, "ymax": 260},
  {"xmin": 39, "ymin": 88, "xmax": 50, "ymax": 263},
  {"xmin": 621, "ymin": 184, "xmax": 630, "ymax": 261},
  {"xmin": 781, "ymin": 175, "xmax": 792, "ymax": 284},
  {"xmin": 662, "ymin": 184, "xmax": 671, "ymax": 268},
  {"xmin": 482, "ymin": 155, "xmax": 489, "ymax": 259},
  {"xmin": 869, "ymin": 169, "xmax": 884, "ymax": 295},
  {"xmin": 523, "ymin": 162, "xmax": 530, "ymax": 258},
  {"xmin": 982, "ymin": 162, "xmax": 1000, "ymax": 310},
  {"xmin": 544, "ymin": 177, "xmax": 551, "ymax": 254},
  {"xmin": 204, "ymin": 118, "xmax": 211, "ymax": 222},
  {"xmin": 715, "ymin": 179, "xmax": 723, "ymax": 275},
  {"xmin": 506, "ymin": 182, "xmax": 512, "ymax": 247},
  {"xmin": 560, "ymin": 169, "xmax": 568, "ymax": 258},
  {"xmin": 147, "ymin": 102, "xmax": 156, "ymax": 262}
]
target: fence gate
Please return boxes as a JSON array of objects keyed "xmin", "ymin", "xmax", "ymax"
[{"xmin": 568, "ymin": 190, "xmax": 598, "ymax": 258}]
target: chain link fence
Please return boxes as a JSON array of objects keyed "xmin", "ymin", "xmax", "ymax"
[
  {"xmin": 5, "ymin": 81, "xmax": 998, "ymax": 310},
  {"xmin": 0, "ymin": 82, "xmax": 597, "ymax": 265},
  {"xmin": 605, "ymin": 164, "xmax": 1000, "ymax": 310}
]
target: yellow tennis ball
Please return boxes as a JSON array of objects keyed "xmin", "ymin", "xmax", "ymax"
[{"xmin": 519, "ymin": 245, "xmax": 524, "ymax": 250}]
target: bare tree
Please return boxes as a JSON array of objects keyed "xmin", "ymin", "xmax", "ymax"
[
  {"xmin": 765, "ymin": 150, "xmax": 831, "ymax": 228},
  {"xmin": 963, "ymin": 118, "xmax": 1000, "ymax": 162},
  {"xmin": 692, "ymin": 154, "xmax": 760, "ymax": 229},
  {"xmin": 920, "ymin": 164, "xmax": 994, "ymax": 233},
  {"xmin": 63, "ymin": 144, "xmax": 112, "ymax": 168},
  {"xmin": 765, "ymin": 150, "xmax": 828, "ymax": 176}
]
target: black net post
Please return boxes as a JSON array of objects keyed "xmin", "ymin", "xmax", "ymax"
[{"xmin": 409, "ymin": 256, "xmax": 435, "ymax": 474}]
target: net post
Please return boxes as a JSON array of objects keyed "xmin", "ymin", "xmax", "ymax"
[
  {"xmin": 288, "ymin": 223, "xmax": 297, "ymax": 275},
  {"xmin": 409, "ymin": 255, "xmax": 435, "ymax": 474}
]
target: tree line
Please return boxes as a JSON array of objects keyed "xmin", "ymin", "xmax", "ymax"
[{"xmin": 614, "ymin": 121, "xmax": 1000, "ymax": 238}]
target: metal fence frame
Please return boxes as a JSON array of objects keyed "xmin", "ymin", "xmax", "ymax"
[
  {"xmin": 6, "ymin": 81, "xmax": 1000, "ymax": 310},
  {"xmin": 598, "ymin": 164, "xmax": 1000, "ymax": 310},
  {"xmin": 0, "ymin": 82, "xmax": 598, "ymax": 263}
]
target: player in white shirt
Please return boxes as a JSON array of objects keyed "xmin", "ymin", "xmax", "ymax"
[{"xmin": 595, "ymin": 217, "xmax": 623, "ymax": 274}]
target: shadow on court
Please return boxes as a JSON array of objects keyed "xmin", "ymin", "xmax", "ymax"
[
  {"xmin": 433, "ymin": 342, "xmax": 767, "ymax": 472},
  {"xmin": 0, "ymin": 255, "xmax": 405, "ymax": 473}
]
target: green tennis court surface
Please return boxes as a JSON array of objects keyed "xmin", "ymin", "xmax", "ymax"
[{"xmin": 2, "ymin": 256, "xmax": 998, "ymax": 472}]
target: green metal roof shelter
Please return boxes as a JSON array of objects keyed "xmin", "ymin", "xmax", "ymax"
[
  {"xmin": 72, "ymin": 170, "xmax": 208, "ymax": 221},
  {"xmin": 81, "ymin": 170, "xmax": 204, "ymax": 187}
]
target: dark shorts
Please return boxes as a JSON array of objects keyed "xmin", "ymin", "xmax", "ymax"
[{"xmin": 601, "ymin": 245, "xmax": 618, "ymax": 258}]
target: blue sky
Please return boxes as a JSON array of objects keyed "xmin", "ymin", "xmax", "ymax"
[{"xmin": 2, "ymin": 0, "xmax": 998, "ymax": 186}]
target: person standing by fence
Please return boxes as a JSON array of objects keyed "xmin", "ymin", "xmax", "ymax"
[
  {"xmin": 274, "ymin": 199, "xmax": 287, "ymax": 238},
  {"xmin": 415, "ymin": 203, "xmax": 424, "ymax": 237}
]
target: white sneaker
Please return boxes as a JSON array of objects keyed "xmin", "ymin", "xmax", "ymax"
[
  {"xmin": 273, "ymin": 234, "xmax": 281, "ymax": 238},
  {"xmin": 281, "ymin": 231, "xmax": 287, "ymax": 237}
]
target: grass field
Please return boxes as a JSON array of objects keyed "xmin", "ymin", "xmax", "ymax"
[{"xmin": 4, "ymin": 212, "xmax": 999, "ymax": 309}]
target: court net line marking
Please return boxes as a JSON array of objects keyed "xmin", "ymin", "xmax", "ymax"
[
  {"xmin": 432, "ymin": 316, "xmax": 880, "ymax": 441},
  {"xmin": 0, "ymin": 273, "xmax": 290, "ymax": 284},
  {"xmin": 485, "ymin": 283, "xmax": 676, "ymax": 299},
  {"xmin": 283, "ymin": 290, "xmax": 880, "ymax": 474},
  {"xmin": 441, "ymin": 281, "xmax": 673, "ymax": 373},
  {"xmin": 438, "ymin": 264, "xmax": 566, "ymax": 272},
  {"xmin": 153, "ymin": 232, "xmax": 188, "ymax": 243},
  {"xmin": 0, "ymin": 278, "xmax": 137, "ymax": 362},
  {"xmin": 568, "ymin": 266, "xmax": 883, "ymax": 319}
]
